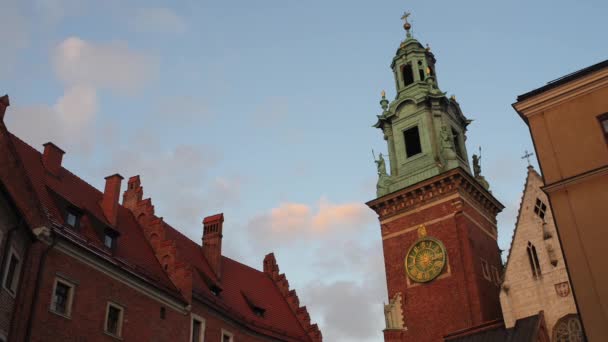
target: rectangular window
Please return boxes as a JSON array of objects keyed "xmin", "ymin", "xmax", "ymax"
[
  {"xmin": 2, "ymin": 248, "xmax": 21, "ymax": 295},
  {"xmin": 104, "ymin": 234, "xmax": 114, "ymax": 249},
  {"xmin": 534, "ymin": 198, "xmax": 547, "ymax": 220},
  {"xmin": 481, "ymin": 259, "xmax": 491, "ymax": 281},
  {"xmin": 66, "ymin": 212, "xmax": 77, "ymax": 227},
  {"xmin": 491, "ymin": 266, "xmax": 501, "ymax": 286},
  {"xmin": 65, "ymin": 208, "xmax": 81, "ymax": 229},
  {"xmin": 191, "ymin": 316, "xmax": 205, "ymax": 342},
  {"xmin": 598, "ymin": 113, "xmax": 608, "ymax": 143},
  {"xmin": 451, "ymin": 128, "xmax": 464, "ymax": 159},
  {"xmin": 403, "ymin": 126, "xmax": 422, "ymax": 158},
  {"xmin": 105, "ymin": 302, "xmax": 124, "ymax": 337},
  {"xmin": 50, "ymin": 278, "xmax": 75, "ymax": 317},
  {"xmin": 221, "ymin": 330, "xmax": 234, "ymax": 342}
]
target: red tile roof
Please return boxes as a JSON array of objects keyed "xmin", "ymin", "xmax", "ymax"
[
  {"xmin": 144, "ymin": 207, "xmax": 315, "ymax": 340},
  {"xmin": 8, "ymin": 133, "xmax": 182, "ymax": 297},
  {"xmin": 6, "ymin": 130, "xmax": 320, "ymax": 341}
]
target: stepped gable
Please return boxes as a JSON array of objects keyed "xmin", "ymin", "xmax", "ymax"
[
  {"xmin": 264, "ymin": 253, "xmax": 322, "ymax": 342},
  {"xmin": 123, "ymin": 176, "xmax": 320, "ymax": 341},
  {"xmin": 7, "ymin": 133, "xmax": 181, "ymax": 298}
]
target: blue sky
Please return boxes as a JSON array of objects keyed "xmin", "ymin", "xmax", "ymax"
[{"xmin": 2, "ymin": 0, "xmax": 607, "ymax": 340}]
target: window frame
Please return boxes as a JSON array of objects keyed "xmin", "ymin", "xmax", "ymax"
[
  {"xmin": 534, "ymin": 198, "xmax": 547, "ymax": 220},
  {"xmin": 190, "ymin": 314, "xmax": 206, "ymax": 342},
  {"xmin": 64, "ymin": 207, "xmax": 81, "ymax": 229},
  {"xmin": 527, "ymin": 242, "xmax": 542, "ymax": 279},
  {"xmin": 451, "ymin": 127, "xmax": 464, "ymax": 159},
  {"xmin": 480, "ymin": 259, "xmax": 492, "ymax": 281},
  {"xmin": 49, "ymin": 277, "xmax": 76, "ymax": 318},
  {"xmin": 403, "ymin": 125, "xmax": 423, "ymax": 159},
  {"xmin": 491, "ymin": 265, "xmax": 501, "ymax": 286},
  {"xmin": 104, "ymin": 302, "xmax": 125, "ymax": 338},
  {"xmin": 221, "ymin": 329, "xmax": 234, "ymax": 342},
  {"xmin": 2, "ymin": 246, "xmax": 22, "ymax": 296}
]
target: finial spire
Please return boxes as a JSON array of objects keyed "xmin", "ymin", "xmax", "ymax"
[
  {"xmin": 379, "ymin": 90, "xmax": 389, "ymax": 111},
  {"xmin": 522, "ymin": 150, "xmax": 534, "ymax": 167},
  {"xmin": 401, "ymin": 11, "xmax": 412, "ymax": 38}
]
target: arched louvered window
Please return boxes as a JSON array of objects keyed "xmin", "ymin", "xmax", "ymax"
[
  {"xmin": 527, "ymin": 242, "xmax": 542, "ymax": 278},
  {"xmin": 553, "ymin": 314, "xmax": 584, "ymax": 342}
]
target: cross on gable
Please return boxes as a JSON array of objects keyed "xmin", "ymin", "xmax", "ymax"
[{"xmin": 521, "ymin": 150, "xmax": 534, "ymax": 166}]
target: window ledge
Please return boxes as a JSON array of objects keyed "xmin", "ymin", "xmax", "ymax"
[
  {"xmin": 49, "ymin": 309, "xmax": 72, "ymax": 320},
  {"xmin": 104, "ymin": 331, "xmax": 123, "ymax": 341}
]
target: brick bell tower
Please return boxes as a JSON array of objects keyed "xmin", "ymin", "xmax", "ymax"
[{"xmin": 366, "ymin": 12, "xmax": 504, "ymax": 342}]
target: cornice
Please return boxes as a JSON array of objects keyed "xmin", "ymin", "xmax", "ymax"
[
  {"xmin": 542, "ymin": 164, "xmax": 608, "ymax": 194},
  {"xmin": 513, "ymin": 67, "xmax": 608, "ymax": 119},
  {"xmin": 366, "ymin": 167, "xmax": 503, "ymax": 221}
]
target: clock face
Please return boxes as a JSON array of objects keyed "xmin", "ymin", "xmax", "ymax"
[{"xmin": 405, "ymin": 238, "xmax": 447, "ymax": 283}]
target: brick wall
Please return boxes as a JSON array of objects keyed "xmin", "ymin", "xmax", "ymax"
[
  {"xmin": 0, "ymin": 190, "xmax": 31, "ymax": 339},
  {"xmin": 28, "ymin": 248, "xmax": 190, "ymax": 342},
  {"xmin": 376, "ymin": 176, "xmax": 502, "ymax": 342}
]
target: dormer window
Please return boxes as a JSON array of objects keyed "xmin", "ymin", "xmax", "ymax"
[
  {"xmin": 210, "ymin": 285, "xmax": 222, "ymax": 296},
  {"xmin": 253, "ymin": 306, "xmax": 266, "ymax": 317},
  {"xmin": 65, "ymin": 209, "xmax": 80, "ymax": 228},
  {"xmin": 241, "ymin": 291, "xmax": 266, "ymax": 318},
  {"xmin": 103, "ymin": 229, "xmax": 118, "ymax": 250}
]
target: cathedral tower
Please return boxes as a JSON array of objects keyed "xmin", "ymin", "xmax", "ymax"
[{"xmin": 367, "ymin": 13, "xmax": 504, "ymax": 342}]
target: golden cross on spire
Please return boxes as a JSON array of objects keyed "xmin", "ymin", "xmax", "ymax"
[{"xmin": 401, "ymin": 11, "xmax": 411, "ymax": 23}]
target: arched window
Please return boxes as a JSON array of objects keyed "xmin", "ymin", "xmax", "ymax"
[
  {"xmin": 553, "ymin": 314, "xmax": 584, "ymax": 342},
  {"xmin": 527, "ymin": 242, "xmax": 542, "ymax": 278},
  {"xmin": 402, "ymin": 64, "xmax": 414, "ymax": 86},
  {"xmin": 417, "ymin": 61, "xmax": 425, "ymax": 81}
]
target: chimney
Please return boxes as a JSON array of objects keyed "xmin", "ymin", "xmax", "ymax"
[
  {"xmin": 42, "ymin": 142, "xmax": 65, "ymax": 176},
  {"xmin": 101, "ymin": 174, "xmax": 124, "ymax": 226},
  {"xmin": 0, "ymin": 94, "xmax": 9, "ymax": 122},
  {"xmin": 202, "ymin": 213, "xmax": 224, "ymax": 278}
]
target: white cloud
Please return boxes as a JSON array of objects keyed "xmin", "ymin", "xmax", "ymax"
[
  {"xmin": 54, "ymin": 85, "xmax": 98, "ymax": 128},
  {"xmin": 133, "ymin": 7, "xmax": 187, "ymax": 34},
  {"xmin": 300, "ymin": 239, "xmax": 386, "ymax": 342},
  {"xmin": 246, "ymin": 197, "xmax": 375, "ymax": 251},
  {"xmin": 6, "ymin": 85, "xmax": 98, "ymax": 153},
  {"xmin": 53, "ymin": 37, "xmax": 158, "ymax": 94},
  {"xmin": 304, "ymin": 280, "xmax": 385, "ymax": 342}
]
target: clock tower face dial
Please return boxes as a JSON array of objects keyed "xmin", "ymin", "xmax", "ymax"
[{"xmin": 405, "ymin": 238, "xmax": 447, "ymax": 283}]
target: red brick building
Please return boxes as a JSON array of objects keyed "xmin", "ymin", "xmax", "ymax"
[
  {"xmin": 0, "ymin": 95, "xmax": 321, "ymax": 341},
  {"xmin": 366, "ymin": 15, "xmax": 555, "ymax": 342}
]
